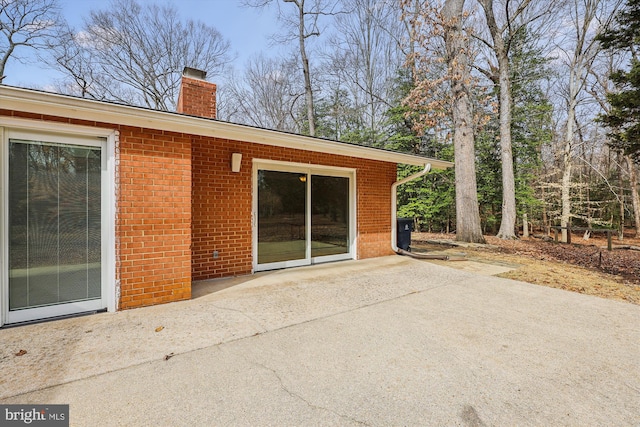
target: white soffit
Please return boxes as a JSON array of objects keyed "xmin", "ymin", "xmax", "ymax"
[{"xmin": 0, "ymin": 86, "xmax": 453, "ymax": 170}]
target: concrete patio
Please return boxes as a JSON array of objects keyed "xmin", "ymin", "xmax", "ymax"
[{"xmin": 1, "ymin": 256, "xmax": 638, "ymax": 426}]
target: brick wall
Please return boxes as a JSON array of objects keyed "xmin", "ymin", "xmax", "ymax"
[
  {"xmin": 191, "ymin": 137, "xmax": 396, "ymax": 281},
  {"xmin": 117, "ymin": 127, "xmax": 193, "ymax": 309},
  {"xmin": 1, "ymin": 110, "xmax": 193, "ymax": 310},
  {"xmin": 2, "ymin": 109, "xmax": 398, "ymax": 310}
]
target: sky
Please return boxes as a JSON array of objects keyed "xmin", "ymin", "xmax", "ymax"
[{"xmin": 3, "ymin": 0, "xmax": 281, "ymax": 89}]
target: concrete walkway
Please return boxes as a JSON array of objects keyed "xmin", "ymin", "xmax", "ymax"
[{"xmin": 1, "ymin": 256, "xmax": 639, "ymax": 426}]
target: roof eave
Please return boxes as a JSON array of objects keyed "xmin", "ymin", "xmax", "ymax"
[{"xmin": 0, "ymin": 86, "xmax": 453, "ymax": 169}]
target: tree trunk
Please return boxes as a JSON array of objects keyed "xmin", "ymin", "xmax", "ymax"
[
  {"xmin": 479, "ymin": 0, "xmax": 517, "ymax": 240},
  {"xmin": 619, "ymin": 192, "xmax": 625, "ymax": 240},
  {"xmin": 627, "ymin": 156, "xmax": 640, "ymax": 238},
  {"xmin": 619, "ymin": 154, "xmax": 625, "ymax": 240},
  {"xmin": 559, "ymin": 0, "xmax": 605, "ymax": 243},
  {"xmin": 294, "ymin": 2, "xmax": 316, "ymax": 136},
  {"xmin": 541, "ymin": 183, "xmax": 549, "ymax": 233},
  {"xmin": 443, "ymin": 0, "xmax": 485, "ymax": 244},
  {"xmin": 561, "ymin": 135, "xmax": 573, "ymax": 243},
  {"xmin": 495, "ymin": 50, "xmax": 517, "ymax": 239},
  {"xmin": 561, "ymin": 73, "xmax": 578, "ymax": 243},
  {"xmin": 0, "ymin": 45, "xmax": 16, "ymax": 83}
]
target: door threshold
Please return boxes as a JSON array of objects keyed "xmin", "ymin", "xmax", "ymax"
[{"xmin": 1, "ymin": 308, "xmax": 107, "ymax": 329}]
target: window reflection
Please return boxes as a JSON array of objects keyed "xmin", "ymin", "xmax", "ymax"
[
  {"xmin": 257, "ymin": 170, "xmax": 307, "ymax": 264},
  {"xmin": 8, "ymin": 140, "xmax": 102, "ymax": 310},
  {"xmin": 311, "ymin": 176, "xmax": 349, "ymax": 257}
]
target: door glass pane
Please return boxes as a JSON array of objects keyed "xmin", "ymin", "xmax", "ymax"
[
  {"xmin": 8, "ymin": 139, "xmax": 102, "ymax": 311},
  {"xmin": 257, "ymin": 170, "xmax": 307, "ymax": 264},
  {"xmin": 311, "ymin": 175, "xmax": 349, "ymax": 257}
]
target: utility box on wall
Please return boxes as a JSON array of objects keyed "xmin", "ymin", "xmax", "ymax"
[{"xmin": 397, "ymin": 218, "xmax": 413, "ymax": 251}]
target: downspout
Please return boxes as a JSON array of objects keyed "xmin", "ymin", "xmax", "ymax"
[{"xmin": 391, "ymin": 163, "xmax": 449, "ymax": 260}]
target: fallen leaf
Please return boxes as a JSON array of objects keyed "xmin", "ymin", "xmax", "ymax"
[
  {"xmin": 15, "ymin": 350, "xmax": 27, "ymax": 356},
  {"xmin": 155, "ymin": 326, "xmax": 164, "ymax": 332},
  {"xmin": 164, "ymin": 353, "xmax": 175, "ymax": 361}
]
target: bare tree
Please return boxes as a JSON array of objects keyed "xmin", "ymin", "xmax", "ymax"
[
  {"xmin": 48, "ymin": 0, "xmax": 231, "ymax": 110},
  {"xmin": 323, "ymin": 0, "xmax": 404, "ymax": 143},
  {"xmin": 0, "ymin": 0, "xmax": 60, "ymax": 83},
  {"xmin": 475, "ymin": 0, "xmax": 556, "ymax": 239},
  {"xmin": 443, "ymin": 0, "xmax": 485, "ymax": 243},
  {"xmin": 221, "ymin": 54, "xmax": 303, "ymax": 132},
  {"xmin": 287, "ymin": 0, "xmax": 318, "ymax": 136},
  {"xmin": 627, "ymin": 156, "xmax": 640, "ymax": 237},
  {"xmin": 48, "ymin": 22, "xmax": 101, "ymax": 98},
  {"xmin": 401, "ymin": 0, "xmax": 484, "ymax": 242},
  {"xmin": 243, "ymin": 0, "xmax": 341, "ymax": 136},
  {"xmin": 587, "ymin": 47, "xmax": 640, "ymax": 238},
  {"xmin": 554, "ymin": 0, "xmax": 620, "ymax": 242}
]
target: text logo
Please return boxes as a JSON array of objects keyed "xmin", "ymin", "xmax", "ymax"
[{"xmin": 1, "ymin": 405, "xmax": 68, "ymax": 426}]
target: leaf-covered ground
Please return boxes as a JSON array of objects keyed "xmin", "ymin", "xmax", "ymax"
[{"xmin": 413, "ymin": 231, "xmax": 640, "ymax": 305}]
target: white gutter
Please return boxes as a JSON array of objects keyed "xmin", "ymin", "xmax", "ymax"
[{"xmin": 391, "ymin": 163, "xmax": 431, "ymax": 253}]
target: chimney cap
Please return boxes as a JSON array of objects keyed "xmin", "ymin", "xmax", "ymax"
[{"xmin": 183, "ymin": 67, "xmax": 207, "ymax": 80}]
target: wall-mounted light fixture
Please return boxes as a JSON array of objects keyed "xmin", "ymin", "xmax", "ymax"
[
  {"xmin": 299, "ymin": 175, "xmax": 307, "ymax": 182},
  {"xmin": 231, "ymin": 153, "xmax": 242, "ymax": 172}
]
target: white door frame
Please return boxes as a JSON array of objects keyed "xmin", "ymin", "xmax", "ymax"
[
  {"xmin": 1, "ymin": 118, "xmax": 117, "ymax": 327},
  {"xmin": 252, "ymin": 159, "xmax": 356, "ymax": 272}
]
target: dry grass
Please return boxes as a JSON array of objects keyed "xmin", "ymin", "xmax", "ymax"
[{"xmin": 413, "ymin": 232, "xmax": 640, "ymax": 306}]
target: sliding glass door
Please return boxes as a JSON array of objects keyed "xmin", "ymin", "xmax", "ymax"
[
  {"xmin": 4, "ymin": 133, "xmax": 107, "ymax": 324},
  {"xmin": 254, "ymin": 163, "xmax": 354, "ymax": 271},
  {"xmin": 311, "ymin": 175, "xmax": 349, "ymax": 258},
  {"xmin": 257, "ymin": 170, "xmax": 308, "ymax": 266}
]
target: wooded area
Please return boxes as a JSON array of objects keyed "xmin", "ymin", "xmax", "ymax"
[{"xmin": 2, "ymin": 0, "xmax": 639, "ymax": 243}]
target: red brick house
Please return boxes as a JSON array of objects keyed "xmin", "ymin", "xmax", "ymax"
[{"xmin": 0, "ymin": 71, "xmax": 451, "ymax": 326}]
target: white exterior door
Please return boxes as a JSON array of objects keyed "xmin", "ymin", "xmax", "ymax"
[
  {"xmin": 1, "ymin": 125, "xmax": 116, "ymax": 326},
  {"xmin": 253, "ymin": 160, "xmax": 356, "ymax": 272}
]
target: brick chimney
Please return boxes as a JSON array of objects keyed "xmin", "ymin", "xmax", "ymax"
[{"xmin": 176, "ymin": 67, "xmax": 217, "ymax": 119}]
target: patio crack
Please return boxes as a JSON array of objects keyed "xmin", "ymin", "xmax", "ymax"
[
  {"xmin": 210, "ymin": 303, "xmax": 267, "ymax": 333},
  {"xmin": 248, "ymin": 358, "xmax": 370, "ymax": 426}
]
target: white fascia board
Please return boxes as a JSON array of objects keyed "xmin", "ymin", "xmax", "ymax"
[{"xmin": 0, "ymin": 86, "xmax": 453, "ymax": 169}]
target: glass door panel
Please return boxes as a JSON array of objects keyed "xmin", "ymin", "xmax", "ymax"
[
  {"xmin": 8, "ymin": 140, "xmax": 102, "ymax": 312},
  {"xmin": 257, "ymin": 170, "xmax": 307, "ymax": 265},
  {"xmin": 311, "ymin": 175, "xmax": 349, "ymax": 258}
]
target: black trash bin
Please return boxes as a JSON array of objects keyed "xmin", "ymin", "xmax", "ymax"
[{"xmin": 397, "ymin": 218, "xmax": 413, "ymax": 251}]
